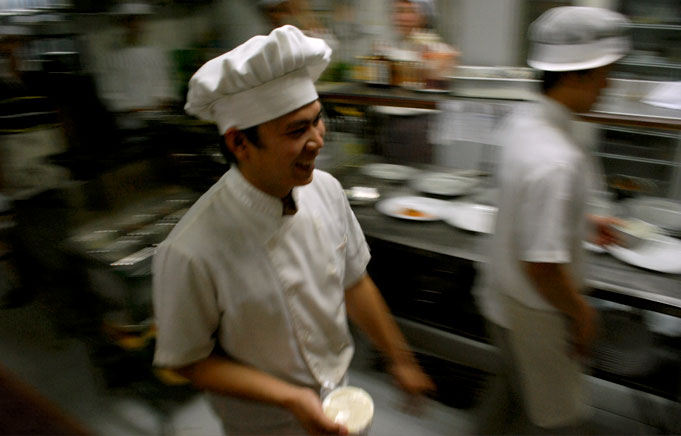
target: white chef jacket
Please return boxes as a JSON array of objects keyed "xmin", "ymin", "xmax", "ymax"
[
  {"xmin": 152, "ymin": 167, "xmax": 370, "ymax": 431},
  {"xmin": 481, "ymin": 95, "xmax": 599, "ymax": 327}
]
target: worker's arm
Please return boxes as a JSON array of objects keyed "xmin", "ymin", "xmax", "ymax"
[
  {"xmin": 176, "ymin": 355, "xmax": 347, "ymax": 435},
  {"xmin": 344, "ymin": 274, "xmax": 434, "ymax": 395}
]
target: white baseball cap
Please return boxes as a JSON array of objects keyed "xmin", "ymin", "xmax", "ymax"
[
  {"xmin": 527, "ymin": 6, "xmax": 631, "ymax": 72},
  {"xmin": 185, "ymin": 25, "xmax": 331, "ymax": 134}
]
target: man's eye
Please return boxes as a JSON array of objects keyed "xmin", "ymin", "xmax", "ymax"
[{"xmin": 287, "ymin": 128, "xmax": 306, "ymax": 137}]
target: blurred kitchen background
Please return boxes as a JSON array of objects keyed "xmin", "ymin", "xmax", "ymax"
[{"xmin": 2, "ymin": 0, "xmax": 681, "ymax": 434}]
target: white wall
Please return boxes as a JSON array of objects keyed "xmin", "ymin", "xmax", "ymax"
[{"xmin": 457, "ymin": 0, "xmax": 525, "ymax": 66}]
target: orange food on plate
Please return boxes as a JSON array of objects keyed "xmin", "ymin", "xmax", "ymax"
[{"xmin": 400, "ymin": 207, "xmax": 434, "ymax": 218}]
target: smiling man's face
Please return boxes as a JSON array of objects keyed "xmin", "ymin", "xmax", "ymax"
[{"xmin": 237, "ymin": 100, "xmax": 326, "ymax": 198}]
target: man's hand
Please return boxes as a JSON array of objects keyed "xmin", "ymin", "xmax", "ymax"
[
  {"xmin": 569, "ymin": 299, "xmax": 598, "ymax": 358},
  {"xmin": 389, "ymin": 359, "xmax": 435, "ymax": 396},
  {"xmin": 285, "ymin": 387, "xmax": 348, "ymax": 435},
  {"xmin": 389, "ymin": 358, "xmax": 435, "ymax": 415},
  {"xmin": 589, "ymin": 215, "xmax": 623, "ymax": 247}
]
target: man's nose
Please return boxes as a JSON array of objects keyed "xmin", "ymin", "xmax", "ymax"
[{"xmin": 306, "ymin": 126, "xmax": 325, "ymax": 150}]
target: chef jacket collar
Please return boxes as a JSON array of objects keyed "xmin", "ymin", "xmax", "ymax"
[
  {"xmin": 534, "ymin": 94, "xmax": 586, "ymax": 151},
  {"xmin": 226, "ymin": 166, "xmax": 301, "ymax": 229}
]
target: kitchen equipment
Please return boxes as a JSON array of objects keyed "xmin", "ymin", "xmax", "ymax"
[
  {"xmin": 375, "ymin": 196, "xmax": 447, "ymax": 221},
  {"xmin": 360, "ymin": 163, "xmax": 420, "ymax": 183},
  {"xmin": 623, "ymin": 197, "xmax": 681, "ymax": 237},
  {"xmin": 607, "ymin": 175, "xmax": 657, "ymax": 200},
  {"xmin": 448, "ymin": 66, "xmax": 540, "ymax": 100},
  {"xmin": 345, "ymin": 187, "xmax": 380, "ymax": 206},
  {"xmin": 443, "ymin": 202, "xmax": 497, "ymax": 234},
  {"xmin": 410, "ymin": 172, "xmax": 480, "ymax": 197},
  {"xmin": 591, "ymin": 309, "xmax": 658, "ymax": 378}
]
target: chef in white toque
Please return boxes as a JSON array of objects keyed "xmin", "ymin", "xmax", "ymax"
[{"xmin": 152, "ymin": 25, "xmax": 434, "ymax": 435}]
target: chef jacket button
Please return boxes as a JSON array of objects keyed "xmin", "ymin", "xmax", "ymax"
[{"xmin": 327, "ymin": 264, "xmax": 337, "ymax": 275}]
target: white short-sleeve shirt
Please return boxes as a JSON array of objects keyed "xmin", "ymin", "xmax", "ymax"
[
  {"xmin": 152, "ymin": 167, "xmax": 370, "ymax": 429},
  {"xmin": 482, "ymin": 95, "xmax": 597, "ymax": 326}
]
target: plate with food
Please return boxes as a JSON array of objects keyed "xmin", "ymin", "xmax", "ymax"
[
  {"xmin": 375, "ymin": 196, "xmax": 447, "ymax": 221},
  {"xmin": 411, "ymin": 172, "xmax": 480, "ymax": 197},
  {"xmin": 360, "ymin": 163, "xmax": 420, "ymax": 183}
]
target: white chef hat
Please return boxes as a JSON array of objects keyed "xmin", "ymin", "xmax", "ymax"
[
  {"xmin": 185, "ymin": 25, "xmax": 331, "ymax": 134},
  {"xmin": 527, "ymin": 6, "xmax": 631, "ymax": 72}
]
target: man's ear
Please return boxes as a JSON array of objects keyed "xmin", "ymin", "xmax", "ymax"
[{"xmin": 224, "ymin": 128, "xmax": 248, "ymax": 161}]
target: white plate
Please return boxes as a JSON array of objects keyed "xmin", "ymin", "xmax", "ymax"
[
  {"xmin": 411, "ymin": 172, "xmax": 480, "ymax": 197},
  {"xmin": 624, "ymin": 197, "xmax": 681, "ymax": 234},
  {"xmin": 375, "ymin": 196, "xmax": 448, "ymax": 221},
  {"xmin": 583, "ymin": 241, "xmax": 607, "ymax": 253},
  {"xmin": 407, "ymin": 87, "xmax": 451, "ymax": 94},
  {"xmin": 443, "ymin": 202, "xmax": 497, "ymax": 233},
  {"xmin": 360, "ymin": 163, "xmax": 419, "ymax": 182},
  {"xmin": 344, "ymin": 186, "xmax": 380, "ymax": 205},
  {"xmin": 371, "ymin": 106, "xmax": 438, "ymax": 116},
  {"xmin": 606, "ymin": 234, "xmax": 681, "ymax": 274}
]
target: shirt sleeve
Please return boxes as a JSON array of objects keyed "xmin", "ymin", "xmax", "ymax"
[
  {"xmin": 517, "ymin": 162, "xmax": 576, "ymax": 264},
  {"xmin": 152, "ymin": 243, "xmax": 220, "ymax": 368},
  {"xmin": 329, "ymin": 178, "xmax": 371, "ymax": 289}
]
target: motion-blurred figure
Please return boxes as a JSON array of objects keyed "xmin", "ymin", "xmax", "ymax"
[
  {"xmin": 95, "ymin": 2, "xmax": 176, "ymax": 124},
  {"xmin": 390, "ymin": 0, "xmax": 458, "ymax": 89},
  {"xmin": 475, "ymin": 6, "xmax": 630, "ymax": 434},
  {"xmin": 258, "ymin": 0, "xmax": 339, "ymax": 53}
]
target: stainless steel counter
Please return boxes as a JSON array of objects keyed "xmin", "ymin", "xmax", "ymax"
[{"xmin": 337, "ymin": 170, "xmax": 681, "ymax": 319}]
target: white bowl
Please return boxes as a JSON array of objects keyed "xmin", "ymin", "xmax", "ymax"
[{"xmin": 322, "ymin": 386, "xmax": 374, "ymax": 435}]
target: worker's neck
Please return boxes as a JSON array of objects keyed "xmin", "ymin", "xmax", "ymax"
[{"xmin": 544, "ymin": 87, "xmax": 587, "ymax": 114}]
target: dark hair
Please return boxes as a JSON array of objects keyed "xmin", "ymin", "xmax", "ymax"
[
  {"xmin": 540, "ymin": 68, "xmax": 596, "ymax": 94},
  {"xmin": 219, "ymin": 124, "xmax": 262, "ymax": 164}
]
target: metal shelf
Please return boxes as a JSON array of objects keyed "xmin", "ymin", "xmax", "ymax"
[
  {"xmin": 600, "ymin": 125, "xmax": 681, "ymax": 140},
  {"xmin": 627, "ymin": 22, "xmax": 681, "ymax": 31},
  {"xmin": 594, "ymin": 152, "xmax": 681, "ymax": 168},
  {"xmin": 619, "ymin": 60, "xmax": 681, "ymax": 70}
]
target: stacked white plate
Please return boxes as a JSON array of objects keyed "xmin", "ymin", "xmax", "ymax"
[
  {"xmin": 360, "ymin": 163, "xmax": 420, "ymax": 183},
  {"xmin": 410, "ymin": 172, "xmax": 480, "ymax": 197}
]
